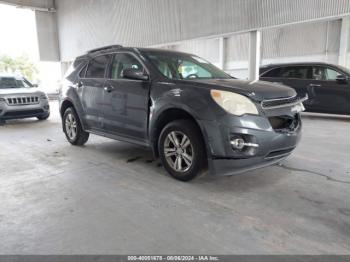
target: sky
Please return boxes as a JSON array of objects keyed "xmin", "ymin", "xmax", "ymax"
[
  {"xmin": 0, "ymin": 3, "xmax": 61, "ymax": 92},
  {"xmin": 0, "ymin": 3, "xmax": 39, "ymax": 60}
]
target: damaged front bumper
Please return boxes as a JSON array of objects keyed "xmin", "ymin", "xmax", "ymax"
[{"xmin": 199, "ymin": 102, "xmax": 303, "ymax": 176}]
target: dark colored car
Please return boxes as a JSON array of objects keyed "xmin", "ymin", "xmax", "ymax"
[
  {"xmin": 59, "ymin": 45, "xmax": 306, "ymax": 181},
  {"xmin": 260, "ymin": 62, "xmax": 350, "ymax": 115}
]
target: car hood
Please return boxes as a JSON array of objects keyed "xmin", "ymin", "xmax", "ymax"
[
  {"xmin": 182, "ymin": 78, "xmax": 296, "ymax": 101},
  {"xmin": 0, "ymin": 88, "xmax": 43, "ymax": 96}
]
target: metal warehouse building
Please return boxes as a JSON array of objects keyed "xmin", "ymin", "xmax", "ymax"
[
  {"xmin": 1, "ymin": 0, "xmax": 350, "ymax": 257},
  {"xmin": 3, "ymin": 0, "xmax": 350, "ymax": 79}
]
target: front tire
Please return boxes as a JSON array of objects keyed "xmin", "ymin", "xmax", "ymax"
[
  {"xmin": 63, "ymin": 107, "xmax": 89, "ymax": 146},
  {"xmin": 158, "ymin": 119, "xmax": 206, "ymax": 181}
]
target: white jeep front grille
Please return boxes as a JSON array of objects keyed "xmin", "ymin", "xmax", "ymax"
[{"xmin": 7, "ymin": 96, "xmax": 39, "ymax": 106}]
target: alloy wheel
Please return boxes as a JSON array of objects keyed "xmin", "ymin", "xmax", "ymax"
[
  {"xmin": 164, "ymin": 131, "xmax": 194, "ymax": 172},
  {"xmin": 65, "ymin": 113, "xmax": 78, "ymax": 140}
]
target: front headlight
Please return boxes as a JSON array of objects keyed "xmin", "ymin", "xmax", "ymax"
[
  {"xmin": 210, "ymin": 90, "xmax": 259, "ymax": 116},
  {"xmin": 40, "ymin": 94, "xmax": 48, "ymax": 100},
  {"xmin": 0, "ymin": 98, "xmax": 5, "ymax": 102}
]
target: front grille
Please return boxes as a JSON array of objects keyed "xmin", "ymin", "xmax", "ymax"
[
  {"xmin": 261, "ymin": 95, "xmax": 307, "ymax": 109},
  {"xmin": 269, "ymin": 114, "xmax": 300, "ymax": 133},
  {"xmin": 7, "ymin": 96, "xmax": 39, "ymax": 106},
  {"xmin": 4, "ymin": 109, "xmax": 44, "ymax": 117}
]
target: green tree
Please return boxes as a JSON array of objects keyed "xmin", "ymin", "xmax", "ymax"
[{"xmin": 0, "ymin": 54, "xmax": 38, "ymax": 81}]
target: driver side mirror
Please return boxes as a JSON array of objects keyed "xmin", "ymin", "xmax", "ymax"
[
  {"xmin": 122, "ymin": 68, "xmax": 149, "ymax": 81},
  {"xmin": 336, "ymin": 74, "xmax": 348, "ymax": 84},
  {"xmin": 33, "ymin": 84, "xmax": 39, "ymax": 87}
]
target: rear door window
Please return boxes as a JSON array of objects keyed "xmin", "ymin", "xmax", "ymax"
[
  {"xmin": 279, "ymin": 66, "xmax": 312, "ymax": 80},
  {"xmin": 86, "ymin": 55, "xmax": 110, "ymax": 78}
]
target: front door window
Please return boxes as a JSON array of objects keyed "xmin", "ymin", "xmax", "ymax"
[{"xmin": 110, "ymin": 53, "xmax": 144, "ymax": 79}]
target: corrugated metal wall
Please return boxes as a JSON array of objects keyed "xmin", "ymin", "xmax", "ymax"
[
  {"xmin": 262, "ymin": 20, "xmax": 341, "ymax": 58},
  {"xmin": 169, "ymin": 39, "xmax": 220, "ymax": 64},
  {"xmin": 1, "ymin": 0, "xmax": 53, "ymax": 9},
  {"xmin": 56, "ymin": 0, "xmax": 350, "ymax": 61},
  {"xmin": 164, "ymin": 19, "xmax": 344, "ymax": 79}
]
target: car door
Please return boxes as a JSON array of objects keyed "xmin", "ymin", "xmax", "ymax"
[
  {"xmin": 103, "ymin": 52, "xmax": 150, "ymax": 142},
  {"xmin": 260, "ymin": 66, "xmax": 314, "ymax": 110},
  {"xmin": 308, "ymin": 66, "xmax": 350, "ymax": 114},
  {"xmin": 79, "ymin": 54, "xmax": 110, "ymax": 131}
]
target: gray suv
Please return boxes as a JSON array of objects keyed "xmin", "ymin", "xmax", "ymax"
[
  {"xmin": 0, "ymin": 74, "xmax": 50, "ymax": 122},
  {"xmin": 59, "ymin": 45, "xmax": 306, "ymax": 181}
]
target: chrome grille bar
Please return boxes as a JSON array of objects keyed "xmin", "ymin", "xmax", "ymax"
[
  {"xmin": 7, "ymin": 96, "xmax": 39, "ymax": 106},
  {"xmin": 261, "ymin": 95, "xmax": 308, "ymax": 110}
]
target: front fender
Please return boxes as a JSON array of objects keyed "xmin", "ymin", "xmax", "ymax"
[{"xmin": 149, "ymin": 82, "xmax": 219, "ymax": 157}]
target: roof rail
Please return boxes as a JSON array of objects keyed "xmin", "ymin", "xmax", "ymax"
[{"xmin": 87, "ymin": 45, "xmax": 123, "ymax": 54}]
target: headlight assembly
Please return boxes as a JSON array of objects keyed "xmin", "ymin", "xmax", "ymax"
[
  {"xmin": 210, "ymin": 90, "xmax": 259, "ymax": 116},
  {"xmin": 40, "ymin": 94, "xmax": 48, "ymax": 100}
]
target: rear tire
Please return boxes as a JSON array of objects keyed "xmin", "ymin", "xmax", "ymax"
[
  {"xmin": 158, "ymin": 119, "xmax": 206, "ymax": 181},
  {"xmin": 63, "ymin": 107, "xmax": 89, "ymax": 146}
]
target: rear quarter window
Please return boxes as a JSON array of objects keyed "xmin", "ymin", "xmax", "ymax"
[
  {"xmin": 64, "ymin": 59, "xmax": 88, "ymax": 82},
  {"xmin": 261, "ymin": 68, "xmax": 282, "ymax": 78},
  {"xmin": 79, "ymin": 64, "xmax": 88, "ymax": 78}
]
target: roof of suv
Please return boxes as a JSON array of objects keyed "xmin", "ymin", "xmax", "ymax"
[
  {"xmin": 261, "ymin": 62, "xmax": 337, "ymax": 69},
  {"xmin": 77, "ymin": 45, "xmax": 194, "ymax": 60}
]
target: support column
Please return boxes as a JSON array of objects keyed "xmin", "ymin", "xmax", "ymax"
[
  {"xmin": 35, "ymin": 10, "xmax": 60, "ymax": 62},
  {"xmin": 61, "ymin": 61, "xmax": 71, "ymax": 77},
  {"xmin": 338, "ymin": 16, "xmax": 350, "ymax": 67},
  {"xmin": 218, "ymin": 37, "xmax": 227, "ymax": 70},
  {"xmin": 248, "ymin": 30, "xmax": 261, "ymax": 81}
]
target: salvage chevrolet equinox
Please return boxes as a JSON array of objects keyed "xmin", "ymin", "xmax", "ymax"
[{"xmin": 59, "ymin": 45, "xmax": 307, "ymax": 181}]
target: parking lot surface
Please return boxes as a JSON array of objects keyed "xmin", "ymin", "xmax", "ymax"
[{"xmin": 0, "ymin": 101, "xmax": 349, "ymax": 254}]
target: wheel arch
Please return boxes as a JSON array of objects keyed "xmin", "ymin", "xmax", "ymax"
[
  {"xmin": 60, "ymin": 99, "xmax": 86, "ymax": 131},
  {"xmin": 60, "ymin": 99, "xmax": 75, "ymax": 118},
  {"xmin": 150, "ymin": 107, "xmax": 208, "ymax": 158}
]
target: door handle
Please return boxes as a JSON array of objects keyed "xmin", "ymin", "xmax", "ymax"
[
  {"xmin": 104, "ymin": 86, "xmax": 114, "ymax": 93},
  {"xmin": 309, "ymin": 83, "xmax": 322, "ymax": 87}
]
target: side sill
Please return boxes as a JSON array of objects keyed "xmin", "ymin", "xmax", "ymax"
[{"xmin": 85, "ymin": 128, "xmax": 151, "ymax": 148}]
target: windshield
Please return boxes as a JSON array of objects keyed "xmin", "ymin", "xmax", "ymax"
[
  {"xmin": 142, "ymin": 51, "xmax": 233, "ymax": 80},
  {"xmin": 0, "ymin": 77, "xmax": 33, "ymax": 89}
]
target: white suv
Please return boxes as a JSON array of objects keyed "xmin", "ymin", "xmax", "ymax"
[{"xmin": 0, "ymin": 73, "xmax": 50, "ymax": 122}]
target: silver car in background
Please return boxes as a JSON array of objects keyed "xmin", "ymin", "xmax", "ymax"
[{"xmin": 0, "ymin": 73, "xmax": 50, "ymax": 122}]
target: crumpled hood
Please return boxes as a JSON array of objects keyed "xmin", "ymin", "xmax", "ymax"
[
  {"xmin": 0, "ymin": 88, "xmax": 44, "ymax": 96},
  {"xmin": 183, "ymin": 78, "xmax": 296, "ymax": 101}
]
